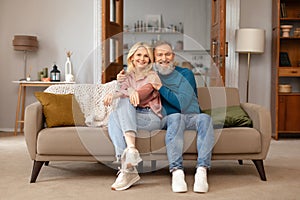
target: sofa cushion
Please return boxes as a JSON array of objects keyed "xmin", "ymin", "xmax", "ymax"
[
  {"xmin": 150, "ymin": 128, "xmax": 261, "ymax": 155},
  {"xmin": 37, "ymin": 127, "xmax": 152, "ymax": 156},
  {"xmin": 37, "ymin": 127, "xmax": 114, "ymax": 156},
  {"xmin": 35, "ymin": 92, "xmax": 85, "ymax": 127},
  {"xmin": 202, "ymin": 106, "xmax": 253, "ymax": 128}
]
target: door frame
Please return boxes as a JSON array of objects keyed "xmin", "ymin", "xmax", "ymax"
[
  {"xmin": 226, "ymin": 0, "xmax": 240, "ymax": 87},
  {"xmin": 94, "ymin": 0, "xmax": 101, "ymax": 83},
  {"xmin": 95, "ymin": 0, "xmax": 240, "ymax": 86}
]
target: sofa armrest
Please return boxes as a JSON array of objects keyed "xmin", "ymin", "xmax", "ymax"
[
  {"xmin": 24, "ymin": 101, "xmax": 44, "ymax": 160},
  {"xmin": 241, "ymin": 103, "xmax": 272, "ymax": 159}
]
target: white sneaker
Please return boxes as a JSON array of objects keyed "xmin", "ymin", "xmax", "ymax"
[
  {"xmin": 193, "ymin": 167, "xmax": 209, "ymax": 193},
  {"xmin": 172, "ymin": 169, "xmax": 187, "ymax": 193},
  {"xmin": 111, "ymin": 167, "xmax": 140, "ymax": 191}
]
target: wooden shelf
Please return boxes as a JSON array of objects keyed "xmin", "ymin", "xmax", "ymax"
[
  {"xmin": 280, "ymin": 18, "xmax": 300, "ymax": 21},
  {"xmin": 280, "ymin": 37, "xmax": 300, "ymax": 39},
  {"xmin": 272, "ymin": 0, "xmax": 300, "ymax": 140},
  {"xmin": 124, "ymin": 31, "xmax": 182, "ymax": 35},
  {"xmin": 278, "ymin": 92, "xmax": 300, "ymax": 96}
]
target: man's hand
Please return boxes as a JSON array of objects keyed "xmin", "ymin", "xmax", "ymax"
[
  {"xmin": 152, "ymin": 82, "xmax": 162, "ymax": 90},
  {"xmin": 116, "ymin": 69, "xmax": 126, "ymax": 82}
]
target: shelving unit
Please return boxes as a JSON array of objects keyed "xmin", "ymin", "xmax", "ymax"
[
  {"xmin": 123, "ymin": 30, "xmax": 183, "ymax": 51},
  {"xmin": 272, "ymin": 0, "xmax": 300, "ymax": 139}
]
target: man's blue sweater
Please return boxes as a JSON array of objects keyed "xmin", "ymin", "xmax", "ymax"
[{"xmin": 158, "ymin": 66, "xmax": 201, "ymax": 116}]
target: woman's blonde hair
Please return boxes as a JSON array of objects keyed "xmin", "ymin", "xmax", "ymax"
[{"xmin": 126, "ymin": 42, "xmax": 154, "ymax": 74}]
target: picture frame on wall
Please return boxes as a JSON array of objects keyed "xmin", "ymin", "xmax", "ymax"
[
  {"xmin": 146, "ymin": 14, "xmax": 161, "ymax": 32},
  {"xmin": 280, "ymin": 52, "xmax": 291, "ymax": 67}
]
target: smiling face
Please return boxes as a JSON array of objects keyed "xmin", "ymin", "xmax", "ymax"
[
  {"xmin": 130, "ymin": 47, "xmax": 150, "ymax": 71},
  {"xmin": 154, "ymin": 44, "xmax": 175, "ymax": 67},
  {"xmin": 154, "ymin": 43, "xmax": 175, "ymax": 75},
  {"xmin": 126, "ymin": 42, "xmax": 153, "ymax": 74}
]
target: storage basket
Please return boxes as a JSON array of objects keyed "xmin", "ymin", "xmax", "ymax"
[{"xmin": 279, "ymin": 84, "xmax": 292, "ymax": 93}]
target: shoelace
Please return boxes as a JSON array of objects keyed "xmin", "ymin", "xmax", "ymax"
[{"xmin": 116, "ymin": 167, "xmax": 123, "ymax": 176}]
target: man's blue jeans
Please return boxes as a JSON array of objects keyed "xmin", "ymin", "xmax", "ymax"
[
  {"xmin": 108, "ymin": 98, "xmax": 162, "ymax": 160},
  {"xmin": 163, "ymin": 113, "xmax": 214, "ymax": 172}
]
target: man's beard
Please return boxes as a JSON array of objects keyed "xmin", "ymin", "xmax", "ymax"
[{"xmin": 154, "ymin": 62, "xmax": 175, "ymax": 75}]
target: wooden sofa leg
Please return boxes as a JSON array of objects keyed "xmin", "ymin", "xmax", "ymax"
[
  {"xmin": 238, "ymin": 160, "xmax": 243, "ymax": 165},
  {"xmin": 30, "ymin": 161, "xmax": 45, "ymax": 183},
  {"xmin": 45, "ymin": 161, "xmax": 49, "ymax": 166},
  {"xmin": 252, "ymin": 160, "xmax": 267, "ymax": 181},
  {"xmin": 151, "ymin": 160, "xmax": 157, "ymax": 172},
  {"xmin": 137, "ymin": 161, "xmax": 143, "ymax": 173}
]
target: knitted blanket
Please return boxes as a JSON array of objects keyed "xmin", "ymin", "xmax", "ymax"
[{"xmin": 45, "ymin": 81, "xmax": 119, "ymax": 127}]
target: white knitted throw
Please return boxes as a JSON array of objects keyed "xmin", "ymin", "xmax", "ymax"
[{"xmin": 44, "ymin": 81, "xmax": 119, "ymax": 127}]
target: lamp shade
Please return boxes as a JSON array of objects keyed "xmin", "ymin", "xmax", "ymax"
[
  {"xmin": 235, "ymin": 28, "xmax": 265, "ymax": 54},
  {"xmin": 13, "ymin": 35, "xmax": 38, "ymax": 52}
]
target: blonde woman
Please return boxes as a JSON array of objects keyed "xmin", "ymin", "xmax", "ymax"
[{"xmin": 103, "ymin": 42, "xmax": 162, "ymax": 191}]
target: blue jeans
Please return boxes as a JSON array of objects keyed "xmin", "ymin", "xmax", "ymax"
[
  {"xmin": 108, "ymin": 98, "xmax": 162, "ymax": 160},
  {"xmin": 162, "ymin": 113, "xmax": 214, "ymax": 172}
]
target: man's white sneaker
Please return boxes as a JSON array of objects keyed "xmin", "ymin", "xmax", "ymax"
[
  {"xmin": 111, "ymin": 167, "xmax": 140, "ymax": 191},
  {"xmin": 172, "ymin": 169, "xmax": 187, "ymax": 193},
  {"xmin": 193, "ymin": 167, "xmax": 209, "ymax": 193}
]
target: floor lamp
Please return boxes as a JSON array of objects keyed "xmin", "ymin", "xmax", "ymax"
[
  {"xmin": 235, "ymin": 28, "xmax": 265, "ymax": 102},
  {"xmin": 13, "ymin": 35, "xmax": 38, "ymax": 81}
]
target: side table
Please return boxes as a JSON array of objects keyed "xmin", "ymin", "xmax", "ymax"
[{"xmin": 12, "ymin": 81, "xmax": 75, "ymax": 135}]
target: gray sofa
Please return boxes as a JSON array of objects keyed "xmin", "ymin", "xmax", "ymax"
[{"xmin": 24, "ymin": 87, "xmax": 271, "ymax": 183}]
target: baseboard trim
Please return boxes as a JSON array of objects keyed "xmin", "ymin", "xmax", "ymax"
[{"xmin": 0, "ymin": 128, "xmax": 14, "ymax": 132}]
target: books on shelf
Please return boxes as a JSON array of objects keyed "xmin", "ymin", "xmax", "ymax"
[{"xmin": 280, "ymin": 3, "xmax": 287, "ymax": 18}]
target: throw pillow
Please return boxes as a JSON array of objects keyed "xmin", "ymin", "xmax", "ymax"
[
  {"xmin": 34, "ymin": 92, "xmax": 86, "ymax": 127},
  {"xmin": 202, "ymin": 106, "xmax": 253, "ymax": 128}
]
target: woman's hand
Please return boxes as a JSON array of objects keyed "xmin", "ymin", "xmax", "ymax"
[
  {"xmin": 103, "ymin": 93, "xmax": 113, "ymax": 106},
  {"xmin": 128, "ymin": 88, "xmax": 139, "ymax": 107}
]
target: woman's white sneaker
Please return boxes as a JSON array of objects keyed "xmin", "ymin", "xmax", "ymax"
[{"xmin": 111, "ymin": 167, "xmax": 140, "ymax": 191}]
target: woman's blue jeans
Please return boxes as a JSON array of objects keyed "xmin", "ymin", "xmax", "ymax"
[
  {"xmin": 162, "ymin": 113, "xmax": 214, "ymax": 172},
  {"xmin": 108, "ymin": 98, "xmax": 162, "ymax": 160}
]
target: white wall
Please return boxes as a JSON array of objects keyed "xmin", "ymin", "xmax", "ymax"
[
  {"xmin": 0, "ymin": 0, "xmax": 94, "ymax": 131},
  {"xmin": 239, "ymin": 0, "xmax": 272, "ymax": 111},
  {"xmin": 0, "ymin": 0, "xmax": 273, "ymax": 131}
]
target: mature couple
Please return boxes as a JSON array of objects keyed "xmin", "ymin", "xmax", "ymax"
[{"xmin": 103, "ymin": 41, "xmax": 214, "ymax": 193}]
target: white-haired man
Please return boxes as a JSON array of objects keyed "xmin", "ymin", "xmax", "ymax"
[{"xmin": 152, "ymin": 41, "xmax": 214, "ymax": 193}]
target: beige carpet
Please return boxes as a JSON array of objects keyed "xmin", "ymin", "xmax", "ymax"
[{"xmin": 0, "ymin": 133, "xmax": 300, "ymax": 200}]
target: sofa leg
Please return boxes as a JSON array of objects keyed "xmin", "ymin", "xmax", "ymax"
[
  {"xmin": 252, "ymin": 160, "xmax": 267, "ymax": 181},
  {"xmin": 137, "ymin": 161, "xmax": 143, "ymax": 173},
  {"xmin": 238, "ymin": 160, "xmax": 243, "ymax": 165},
  {"xmin": 45, "ymin": 161, "xmax": 49, "ymax": 166},
  {"xmin": 151, "ymin": 160, "xmax": 157, "ymax": 172},
  {"xmin": 30, "ymin": 161, "xmax": 45, "ymax": 183}
]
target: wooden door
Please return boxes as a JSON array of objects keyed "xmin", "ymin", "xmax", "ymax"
[
  {"xmin": 210, "ymin": 0, "xmax": 226, "ymax": 86},
  {"xmin": 102, "ymin": 0, "xmax": 124, "ymax": 83}
]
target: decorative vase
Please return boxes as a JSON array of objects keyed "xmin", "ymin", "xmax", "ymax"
[
  {"xmin": 65, "ymin": 51, "xmax": 74, "ymax": 82},
  {"xmin": 281, "ymin": 25, "xmax": 293, "ymax": 37}
]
